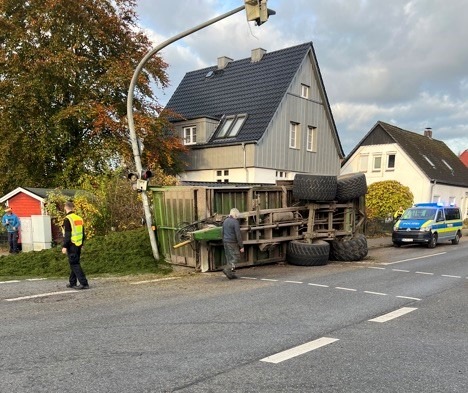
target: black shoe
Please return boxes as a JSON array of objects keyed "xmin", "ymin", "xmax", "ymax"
[
  {"xmin": 66, "ymin": 283, "xmax": 77, "ymax": 288},
  {"xmin": 74, "ymin": 284, "xmax": 89, "ymax": 290},
  {"xmin": 223, "ymin": 269, "xmax": 237, "ymax": 280}
]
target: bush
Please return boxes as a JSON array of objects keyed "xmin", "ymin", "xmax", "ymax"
[{"xmin": 366, "ymin": 180, "xmax": 413, "ymax": 219}]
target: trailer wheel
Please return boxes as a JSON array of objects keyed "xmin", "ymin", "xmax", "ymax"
[
  {"xmin": 293, "ymin": 174, "xmax": 337, "ymax": 201},
  {"xmin": 329, "ymin": 233, "xmax": 368, "ymax": 261},
  {"xmin": 287, "ymin": 240, "xmax": 329, "ymax": 266},
  {"xmin": 335, "ymin": 173, "xmax": 367, "ymax": 202}
]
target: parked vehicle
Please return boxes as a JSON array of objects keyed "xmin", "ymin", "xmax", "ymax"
[{"xmin": 392, "ymin": 203, "xmax": 463, "ymax": 248}]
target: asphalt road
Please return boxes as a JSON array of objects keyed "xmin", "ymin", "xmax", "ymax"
[{"xmin": 1, "ymin": 237, "xmax": 467, "ymax": 393}]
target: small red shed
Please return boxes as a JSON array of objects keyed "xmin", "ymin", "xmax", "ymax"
[{"xmin": 0, "ymin": 187, "xmax": 77, "ymax": 250}]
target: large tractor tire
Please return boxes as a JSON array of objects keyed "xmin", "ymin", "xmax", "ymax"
[
  {"xmin": 287, "ymin": 240, "xmax": 330, "ymax": 266},
  {"xmin": 329, "ymin": 233, "xmax": 368, "ymax": 261},
  {"xmin": 293, "ymin": 174, "xmax": 337, "ymax": 201},
  {"xmin": 335, "ymin": 173, "xmax": 367, "ymax": 202}
]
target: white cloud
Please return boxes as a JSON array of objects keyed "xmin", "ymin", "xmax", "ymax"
[{"xmin": 135, "ymin": 0, "xmax": 468, "ymax": 156}]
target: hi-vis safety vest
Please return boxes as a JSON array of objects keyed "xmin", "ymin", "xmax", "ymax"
[{"xmin": 65, "ymin": 213, "xmax": 84, "ymax": 246}]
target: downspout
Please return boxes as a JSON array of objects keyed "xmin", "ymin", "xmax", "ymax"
[
  {"xmin": 430, "ymin": 179, "xmax": 437, "ymax": 202},
  {"xmin": 242, "ymin": 143, "xmax": 248, "ymax": 183}
]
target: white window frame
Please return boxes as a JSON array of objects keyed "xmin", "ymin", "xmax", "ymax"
[
  {"xmin": 215, "ymin": 169, "xmax": 229, "ymax": 183},
  {"xmin": 386, "ymin": 152, "xmax": 396, "ymax": 170},
  {"xmin": 289, "ymin": 122, "xmax": 299, "ymax": 149},
  {"xmin": 301, "ymin": 84, "xmax": 310, "ymax": 99},
  {"xmin": 359, "ymin": 154, "xmax": 369, "ymax": 172},
  {"xmin": 306, "ymin": 126, "xmax": 316, "ymax": 152},
  {"xmin": 372, "ymin": 154, "xmax": 382, "ymax": 171},
  {"xmin": 183, "ymin": 126, "xmax": 196, "ymax": 145}
]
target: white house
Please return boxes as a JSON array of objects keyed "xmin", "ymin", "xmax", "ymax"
[{"xmin": 341, "ymin": 121, "xmax": 468, "ymax": 219}]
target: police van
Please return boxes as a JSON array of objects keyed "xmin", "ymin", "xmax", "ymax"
[{"xmin": 392, "ymin": 203, "xmax": 463, "ymax": 248}]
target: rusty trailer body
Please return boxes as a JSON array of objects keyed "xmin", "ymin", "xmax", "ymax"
[{"xmin": 151, "ymin": 183, "xmax": 365, "ymax": 272}]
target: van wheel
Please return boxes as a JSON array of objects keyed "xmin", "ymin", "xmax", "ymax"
[
  {"xmin": 451, "ymin": 232, "xmax": 460, "ymax": 245},
  {"xmin": 427, "ymin": 233, "xmax": 437, "ymax": 248}
]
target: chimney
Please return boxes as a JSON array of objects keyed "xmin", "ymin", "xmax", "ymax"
[
  {"xmin": 424, "ymin": 127, "xmax": 433, "ymax": 138},
  {"xmin": 251, "ymin": 48, "xmax": 267, "ymax": 62},
  {"xmin": 217, "ymin": 56, "xmax": 233, "ymax": 70}
]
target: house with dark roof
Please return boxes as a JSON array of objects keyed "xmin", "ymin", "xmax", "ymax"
[
  {"xmin": 165, "ymin": 42, "xmax": 344, "ymax": 184},
  {"xmin": 341, "ymin": 121, "xmax": 468, "ymax": 219}
]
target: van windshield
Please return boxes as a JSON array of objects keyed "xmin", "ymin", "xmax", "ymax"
[{"xmin": 401, "ymin": 208, "xmax": 436, "ymax": 220}]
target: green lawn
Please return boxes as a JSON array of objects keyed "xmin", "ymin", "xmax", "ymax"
[{"xmin": 0, "ymin": 228, "xmax": 172, "ymax": 279}]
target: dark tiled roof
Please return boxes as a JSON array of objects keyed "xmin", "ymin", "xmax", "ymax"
[
  {"xmin": 165, "ymin": 42, "xmax": 342, "ymax": 155},
  {"xmin": 344, "ymin": 121, "xmax": 468, "ymax": 187}
]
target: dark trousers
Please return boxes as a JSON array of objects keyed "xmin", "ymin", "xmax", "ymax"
[
  {"xmin": 7, "ymin": 231, "xmax": 18, "ymax": 253},
  {"xmin": 67, "ymin": 244, "xmax": 88, "ymax": 286}
]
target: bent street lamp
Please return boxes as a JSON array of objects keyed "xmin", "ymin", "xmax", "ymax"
[{"xmin": 126, "ymin": 3, "xmax": 274, "ymax": 260}]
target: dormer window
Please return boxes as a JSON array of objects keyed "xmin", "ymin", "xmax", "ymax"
[
  {"xmin": 216, "ymin": 114, "xmax": 247, "ymax": 139},
  {"xmin": 183, "ymin": 126, "xmax": 196, "ymax": 145}
]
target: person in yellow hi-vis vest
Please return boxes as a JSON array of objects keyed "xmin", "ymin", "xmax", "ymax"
[{"xmin": 62, "ymin": 201, "xmax": 89, "ymax": 289}]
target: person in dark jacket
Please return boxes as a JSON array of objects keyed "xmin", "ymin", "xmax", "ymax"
[
  {"xmin": 62, "ymin": 201, "xmax": 89, "ymax": 289},
  {"xmin": 222, "ymin": 208, "xmax": 244, "ymax": 279}
]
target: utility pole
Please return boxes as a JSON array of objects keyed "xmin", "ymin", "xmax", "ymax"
[{"xmin": 126, "ymin": 2, "xmax": 275, "ymax": 260}]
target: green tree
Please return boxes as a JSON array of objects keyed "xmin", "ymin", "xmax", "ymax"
[
  {"xmin": 0, "ymin": 0, "xmax": 186, "ymax": 194},
  {"xmin": 366, "ymin": 180, "xmax": 414, "ymax": 219}
]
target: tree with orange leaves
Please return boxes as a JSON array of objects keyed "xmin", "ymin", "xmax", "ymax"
[{"xmin": 0, "ymin": 0, "xmax": 186, "ymax": 193}]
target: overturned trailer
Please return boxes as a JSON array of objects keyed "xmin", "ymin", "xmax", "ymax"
[{"xmin": 152, "ymin": 173, "xmax": 368, "ymax": 272}]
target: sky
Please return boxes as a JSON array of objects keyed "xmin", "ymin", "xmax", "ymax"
[{"xmin": 134, "ymin": 0, "xmax": 468, "ymax": 157}]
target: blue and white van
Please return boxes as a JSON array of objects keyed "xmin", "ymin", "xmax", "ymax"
[{"xmin": 392, "ymin": 203, "xmax": 463, "ymax": 248}]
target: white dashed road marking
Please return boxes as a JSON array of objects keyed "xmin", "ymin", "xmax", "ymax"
[
  {"xmin": 260, "ymin": 337, "xmax": 339, "ymax": 364},
  {"xmin": 369, "ymin": 307, "xmax": 417, "ymax": 323},
  {"xmin": 415, "ymin": 271, "xmax": 434, "ymax": 275},
  {"xmin": 0, "ymin": 280, "xmax": 20, "ymax": 284},
  {"xmin": 335, "ymin": 287, "xmax": 357, "ymax": 291},
  {"xmin": 363, "ymin": 291, "xmax": 387, "ymax": 296},
  {"xmin": 308, "ymin": 283, "xmax": 329, "ymax": 288},
  {"xmin": 441, "ymin": 274, "xmax": 462, "ymax": 278}
]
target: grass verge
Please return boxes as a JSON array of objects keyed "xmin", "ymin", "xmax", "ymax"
[{"xmin": 0, "ymin": 228, "xmax": 172, "ymax": 279}]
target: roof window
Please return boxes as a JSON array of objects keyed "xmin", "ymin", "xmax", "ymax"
[
  {"xmin": 216, "ymin": 114, "xmax": 247, "ymax": 139},
  {"xmin": 422, "ymin": 155, "xmax": 435, "ymax": 168}
]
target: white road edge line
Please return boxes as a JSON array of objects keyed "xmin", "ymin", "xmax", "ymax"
[
  {"xmin": 260, "ymin": 337, "xmax": 339, "ymax": 364},
  {"xmin": 382, "ymin": 252, "xmax": 446, "ymax": 265},
  {"xmin": 26, "ymin": 278, "xmax": 47, "ymax": 281},
  {"xmin": 131, "ymin": 277, "xmax": 180, "ymax": 285},
  {"xmin": 5, "ymin": 290, "xmax": 81, "ymax": 302},
  {"xmin": 369, "ymin": 307, "xmax": 418, "ymax": 323},
  {"xmin": 0, "ymin": 280, "xmax": 21, "ymax": 284}
]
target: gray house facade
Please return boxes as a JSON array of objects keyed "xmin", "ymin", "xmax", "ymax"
[{"xmin": 165, "ymin": 42, "xmax": 344, "ymax": 184}]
